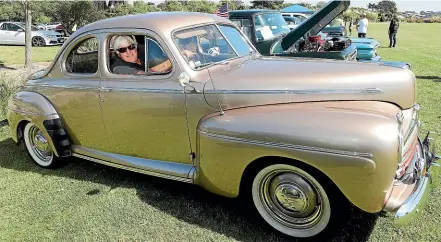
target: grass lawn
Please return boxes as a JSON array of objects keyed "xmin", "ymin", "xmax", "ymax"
[
  {"xmin": 1, "ymin": 23, "xmax": 441, "ymax": 241},
  {"xmin": 0, "ymin": 46, "xmax": 60, "ymax": 66}
]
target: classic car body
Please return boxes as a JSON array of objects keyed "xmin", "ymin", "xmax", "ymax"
[
  {"xmin": 3, "ymin": 11, "xmax": 439, "ymax": 240},
  {"xmin": 0, "ymin": 21, "xmax": 64, "ymax": 46},
  {"xmin": 229, "ymin": 1, "xmax": 410, "ymax": 69}
]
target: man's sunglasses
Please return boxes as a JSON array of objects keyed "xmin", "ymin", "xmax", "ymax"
[{"xmin": 117, "ymin": 44, "xmax": 137, "ymax": 53}]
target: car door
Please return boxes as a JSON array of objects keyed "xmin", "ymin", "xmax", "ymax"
[
  {"xmin": 6, "ymin": 23, "xmax": 25, "ymax": 45},
  {"xmin": 37, "ymin": 32, "xmax": 108, "ymax": 153},
  {"xmin": 99, "ymin": 31, "xmax": 191, "ymax": 165}
]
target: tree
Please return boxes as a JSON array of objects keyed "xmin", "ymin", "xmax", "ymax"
[
  {"xmin": 158, "ymin": 0, "xmax": 184, "ymax": 11},
  {"xmin": 315, "ymin": 1, "xmax": 326, "ymax": 10},
  {"xmin": 24, "ymin": 0, "xmax": 31, "ymax": 69},
  {"xmin": 251, "ymin": 0, "xmax": 284, "ymax": 10},
  {"xmin": 50, "ymin": 1, "xmax": 106, "ymax": 34},
  {"xmin": 369, "ymin": 0, "xmax": 397, "ymax": 21},
  {"xmin": 183, "ymin": 0, "xmax": 217, "ymax": 13}
]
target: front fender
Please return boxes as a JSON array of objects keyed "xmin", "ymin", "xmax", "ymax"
[
  {"xmin": 195, "ymin": 101, "xmax": 402, "ymax": 213},
  {"xmin": 7, "ymin": 91, "xmax": 71, "ymax": 157}
]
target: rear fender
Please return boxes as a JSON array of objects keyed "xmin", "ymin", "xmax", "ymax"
[{"xmin": 6, "ymin": 91, "xmax": 71, "ymax": 157}]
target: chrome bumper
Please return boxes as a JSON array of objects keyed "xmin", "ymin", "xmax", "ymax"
[{"xmin": 392, "ymin": 132, "xmax": 440, "ymax": 226}]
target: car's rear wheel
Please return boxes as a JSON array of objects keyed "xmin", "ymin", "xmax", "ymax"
[
  {"xmin": 23, "ymin": 122, "xmax": 59, "ymax": 168},
  {"xmin": 32, "ymin": 36, "xmax": 46, "ymax": 47},
  {"xmin": 251, "ymin": 163, "xmax": 349, "ymax": 240}
]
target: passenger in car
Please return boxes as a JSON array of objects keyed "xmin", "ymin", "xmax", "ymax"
[{"xmin": 111, "ymin": 35, "xmax": 172, "ymax": 75}]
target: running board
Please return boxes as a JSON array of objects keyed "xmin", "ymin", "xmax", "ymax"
[{"xmin": 72, "ymin": 146, "xmax": 195, "ymax": 184}]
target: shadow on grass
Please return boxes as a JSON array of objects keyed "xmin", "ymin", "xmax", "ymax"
[
  {"xmin": 0, "ymin": 61, "xmax": 16, "ymax": 70},
  {"xmin": 0, "ymin": 135, "xmax": 379, "ymax": 242},
  {"xmin": 416, "ymin": 76, "xmax": 441, "ymax": 82}
]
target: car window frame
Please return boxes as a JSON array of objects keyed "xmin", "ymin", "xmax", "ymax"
[
  {"xmin": 60, "ymin": 31, "xmax": 101, "ymax": 78},
  {"xmin": 100, "ymin": 28, "xmax": 177, "ymax": 82}
]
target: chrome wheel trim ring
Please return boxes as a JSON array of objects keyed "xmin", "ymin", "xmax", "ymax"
[
  {"xmin": 252, "ymin": 164, "xmax": 331, "ymax": 238},
  {"xmin": 24, "ymin": 123, "xmax": 54, "ymax": 166}
]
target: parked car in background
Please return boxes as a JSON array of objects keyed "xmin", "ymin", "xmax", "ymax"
[
  {"xmin": 229, "ymin": 1, "xmax": 410, "ymax": 69},
  {"xmin": 229, "ymin": 8, "xmax": 358, "ymax": 61},
  {"xmin": 283, "ymin": 16, "xmax": 301, "ymax": 30},
  {"xmin": 3, "ymin": 10, "xmax": 439, "ymax": 241},
  {"xmin": 0, "ymin": 21, "xmax": 65, "ymax": 46},
  {"xmin": 37, "ymin": 22, "xmax": 68, "ymax": 37}
]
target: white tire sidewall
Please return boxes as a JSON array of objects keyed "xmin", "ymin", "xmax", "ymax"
[
  {"xmin": 251, "ymin": 164, "xmax": 331, "ymax": 238},
  {"xmin": 24, "ymin": 122, "xmax": 54, "ymax": 167}
]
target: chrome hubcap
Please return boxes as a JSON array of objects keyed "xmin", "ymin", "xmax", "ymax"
[
  {"xmin": 28, "ymin": 126, "xmax": 52, "ymax": 162},
  {"xmin": 260, "ymin": 170, "xmax": 324, "ymax": 229},
  {"xmin": 274, "ymin": 184, "xmax": 308, "ymax": 212}
]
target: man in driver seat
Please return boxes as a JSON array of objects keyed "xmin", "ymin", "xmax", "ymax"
[{"xmin": 111, "ymin": 35, "xmax": 172, "ymax": 75}]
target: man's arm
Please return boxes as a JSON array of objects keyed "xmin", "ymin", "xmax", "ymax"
[{"xmin": 149, "ymin": 59, "xmax": 172, "ymax": 73}]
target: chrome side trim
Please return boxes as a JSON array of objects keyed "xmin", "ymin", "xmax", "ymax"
[
  {"xmin": 99, "ymin": 87, "xmax": 183, "ymax": 93},
  {"xmin": 72, "ymin": 145, "xmax": 194, "ymax": 182},
  {"xmin": 25, "ymin": 84, "xmax": 98, "ymax": 90},
  {"xmin": 199, "ymin": 130, "xmax": 373, "ymax": 158},
  {"xmin": 6, "ymin": 107, "xmax": 58, "ymax": 117},
  {"xmin": 203, "ymin": 88, "xmax": 383, "ymax": 95},
  {"xmin": 73, "ymin": 153, "xmax": 194, "ymax": 183}
]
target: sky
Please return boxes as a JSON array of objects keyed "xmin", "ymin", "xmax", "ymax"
[{"xmin": 145, "ymin": 0, "xmax": 441, "ymax": 12}]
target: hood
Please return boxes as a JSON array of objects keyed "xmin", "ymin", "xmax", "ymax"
[
  {"xmin": 35, "ymin": 30, "xmax": 60, "ymax": 36},
  {"xmin": 204, "ymin": 56, "xmax": 415, "ymax": 110},
  {"xmin": 351, "ymin": 37, "xmax": 379, "ymax": 49},
  {"xmin": 281, "ymin": 0, "xmax": 350, "ymax": 50}
]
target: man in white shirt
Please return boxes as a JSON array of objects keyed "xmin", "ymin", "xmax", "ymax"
[{"xmin": 357, "ymin": 13, "xmax": 368, "ymax": 38}]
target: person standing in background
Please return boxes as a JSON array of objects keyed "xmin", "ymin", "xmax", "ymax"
[
  {"xmin": 357, "ymin": 13, "xmax": 368, "ymax": 38},
  {"xmin": 388, "ymin": 15, "xmax": 400, "ymax": 48},
  {"xmin": 348, "ymin": 18, "xmax": 353, "ymax": 36}
]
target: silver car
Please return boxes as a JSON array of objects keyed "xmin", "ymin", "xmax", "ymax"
[{"xmin": 0, "ymin": 22, "xmax": 64, "ymax": 46}]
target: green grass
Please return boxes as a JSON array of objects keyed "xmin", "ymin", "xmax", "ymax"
[
  {"xmin": 1, "ymin": 23, "xmax": 441, "ymax": 241},
  {"xmin": 0, "ymin": 46, "xmax": 60, "ymax": 65}
]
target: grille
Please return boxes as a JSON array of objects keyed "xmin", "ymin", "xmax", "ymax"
[{"xmin": 396, "ymin": 124, "xmax": 419, "ymax": 178}]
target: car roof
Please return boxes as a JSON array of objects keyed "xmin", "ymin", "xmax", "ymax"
[
  {"xmin": 228, "ymin": 9, "xmax": 280, "ymax": 18},
  {"xmin": 69, "ymin": 11, "xmax": 231, "ymax": 41}
]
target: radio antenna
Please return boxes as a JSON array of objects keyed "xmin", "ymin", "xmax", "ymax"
[{"xmin": 206, "ymin": 66, "xmax": 224, "ymax": 116}]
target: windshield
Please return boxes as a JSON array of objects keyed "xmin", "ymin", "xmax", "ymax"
[
  {"xmin": 254, "ymin": 13, "xmax": 290, "ymax": 42},
  {"xmin": 173, "ymin": 24, "xmax": 254, "ymax": 69},
  {"xmin": 16, "ymin": 23, "xmax": 40, "ymax": 31}
]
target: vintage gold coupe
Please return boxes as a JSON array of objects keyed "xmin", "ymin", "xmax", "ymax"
[{"xmin": 3, "ymin": 11, "xmax": 440, "ymax": 240}]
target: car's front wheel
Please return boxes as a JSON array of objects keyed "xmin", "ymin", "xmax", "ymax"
[
  {"xmin": 251, "ymin": 163, "xmax": 349, "ymax": 240},
  {"xmin": 32, "ymin": 36, "xmax": 46, "ymax": 47},
  {"xmin": 23, "ymin": 122, "xmax": 60, "ymax": 168}
]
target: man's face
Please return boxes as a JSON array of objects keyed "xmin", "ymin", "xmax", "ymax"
[{"xmin": 118, "ymin": 41, "xmax": 138, "ymax": 63}]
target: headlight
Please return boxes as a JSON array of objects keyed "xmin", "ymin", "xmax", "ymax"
[{"xmin": 42, "ymin": 34, "xmax": 56, "ymax": 38}]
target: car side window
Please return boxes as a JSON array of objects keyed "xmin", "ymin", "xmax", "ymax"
[
  {"xmin": 231, "ymin": 19, "xmax": 253, "ymax": 41},
  {"xmin": 65, "ymin": 37, "xmax": 99, "ymax": 74},
  {"xmin": 6, "ymin": 23, "xmax": 21, "ymax": 31},
  {"xmin": 108, "ymin": 34, "xmax": 172, "ymax": 76}
]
